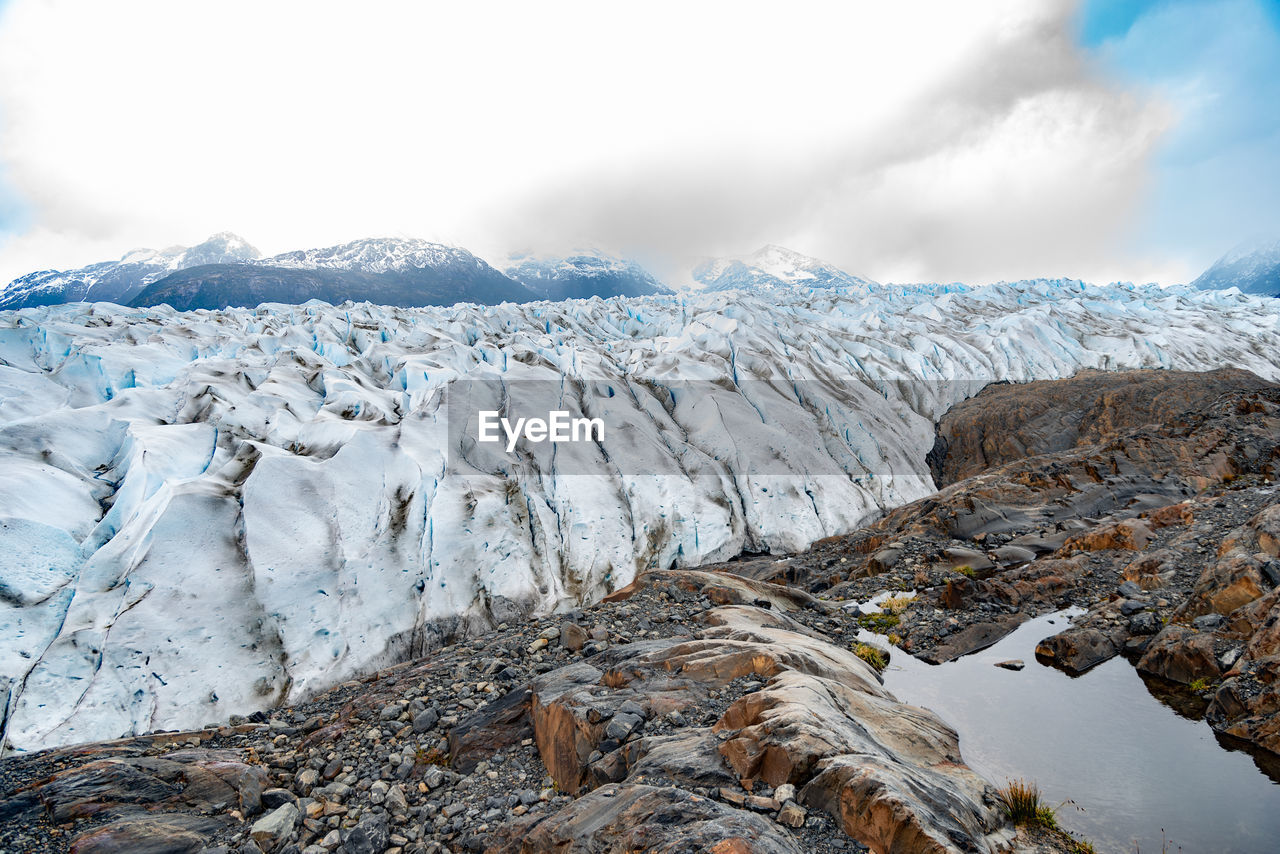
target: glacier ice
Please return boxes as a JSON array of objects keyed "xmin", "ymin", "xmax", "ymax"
[{"xmin": 1, "ymin": 279, "xmax": 1279, "ymax": 752}]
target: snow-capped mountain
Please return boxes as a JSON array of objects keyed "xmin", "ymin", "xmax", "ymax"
[
  {"xmin": 0, "ymin": 232, "xmax": 259, "ymax": 310},
  {"xmin": 265, "ymin": 237, "xmax": 497, "ymax": 275},
  {"xmin": 1193, "ymin": 238, "xmax": 1280, "ymax": 297},
  {"xmin": 504, "ymin": 250, "xmax": 671, "ymax": 300},
  {"xmin": 4, "ymin": 237, "xmax": 682, "ymax": 312},
  {"xmin": 2, "ymin": 279, "xmax": 1278, "ymax": 751},
  {"xmin": 692, "ymin": 244, "xmax": 876, "ymax": 292},
  {"xmin": 131, "ymin": 238, "xmax": 538, "ymax": 310}
]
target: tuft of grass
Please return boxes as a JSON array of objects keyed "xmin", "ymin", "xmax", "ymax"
[
  {"xmin": 1188, "ymin": 677, "xmax": 1211, "ymax": 694},
  {"xmin": 886, "ymin": 632, "xmax": 902, "ymax": 647},
  {"xmin": 994, "ymin": 779, "xmax": 1057, "ymax": 829},
  {"xmin": 955, "ymin": 564, "xmax": 975, "ymax": 577},
  {"xmin": 855, "ymin": 612, "xmax": 900, "ymax": 632},
  {"xmin": 852, "ymin": 642, "xmax": 888, "ymax": 671},
  {"xmin": 881, "ymin": 593, "xmax": 916, "ymax": 615}
]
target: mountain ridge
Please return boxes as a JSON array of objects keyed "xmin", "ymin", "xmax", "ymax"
[{"xmin": 1193, "ymin": 237, "xmax": 1280, "ymax": 297}]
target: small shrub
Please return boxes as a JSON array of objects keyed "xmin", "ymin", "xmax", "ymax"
[
  {"xmin": 994, "ymin": 779, "xmax": 1057, "ymax": 829},
  {"xmin": 602, "ymin": 669, "xmax": 632, "ymax": 689},
  {"xmin": 414, "ymin": 746, "xmax": 450, "ymax": 767},
  {"xmin": 955, "ymin": 564, "xmax": 975, "ymax": 577},
  {"xmin": 852, "ymin": 642, "xmax": 888, "ymax": 671},
  {"xmin": 1188, "ymin": 677, "xmax": 1211, "ymax": 693}
]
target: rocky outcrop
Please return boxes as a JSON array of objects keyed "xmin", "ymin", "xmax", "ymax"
[
  {"xmin": 521, "ymin": 591, "xmax": 1015, "ymax": 854},
  {"xmin": 927, "ymin": 368, "xmax": 1274, "ymax": 486},
  {"xmin": 1136, "ymin": 626, "xmax": 1222, "ymax": 685},
  {"xmin": 0, "ymin": 748, "xmax": 265, "ymax": 853},
  {"xmin": 488, "ymin": 783, "xmax": 805, "ymax": 853},
  {"xmin": 767, "ymin": 370, "xmax": 1280, "ymax": 761}
]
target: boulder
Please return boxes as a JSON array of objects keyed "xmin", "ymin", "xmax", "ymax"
[
  {"xmin": 1121, "ymin": 549, "xmax": 1180, "ymax": 591},
  {"xmin": 1177, "ymin": 552, "xmax": 1269, "ymax": 619},
  {"xmin": 447, "ymin": 685, "xmax": 534, "ymax": 773},
  {"xmin": 1136, "ymin": 626, "xmax": 1222, "ymax": 685},
  {"xmin": 868, "ymin": 547, "xmax": 903, "ymax": 573},
  {"xmin": 0, "ymin": 749, "xmax": 266, "ymax": 824},
  {"xmin": 1208, "ymin": 655, "xmax": 1280, "ymax": 755},
  {"xmin": 560, "ymin": 622, "xmax": 588, "ymax": 651},
  {"xmin": 803, "ymin": 755, "xmax": 1003, "ymax": 854},
  {"xmin": 249, "ymin": 802, "xmax": 298, "ymax": 851},
  {"xmin": 1064, "ymin": 519, "xmax": 1153, "ymax": 553},
  {"xmin": 342, "ymin": 813, "xmax": 389, "ymax": 854},
  {"xmin": 487, "ymin": 784, "xmax": 803, "ymax": 853},
  {"xmin": 68, "ymin": 813, "xmax": 224, "ymax": 854},
  {"xmin": 991, "ymin": 545, "xmax": 1037, "ymax": 567},
  {"xmin": 1128, "ymin": 612, "xmax": 1162, "ymax": 636},
  {"xmin": 1034, "ymin": 627, "xmax": 1119, "ymax": 674},
  {"xmin": 942, "ymin": 547, "xmax": 994, "ymax": 572},
  {"xmin": 919, "ymin": 618, "xmax": 1024, "ymax": 665}
]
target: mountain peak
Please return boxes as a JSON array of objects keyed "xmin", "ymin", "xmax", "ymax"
[
  {"xmin": 1193, "ymin": 236, "xmax": 1280, "ymax": 297},
  {"xmin": 692, "ymin": 245, "xmax": 875, "ymax": 293},
  {"xmin": 503, "ymin": 249, "xmax": 670, "ymax": 300}
]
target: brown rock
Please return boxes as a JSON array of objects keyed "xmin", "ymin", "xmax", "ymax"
[
  {"xmin": 1137, "ymin": 626, "xmax": 1222, "ymax": 685},
  {"xmin": 69, "ymin": 813, "xmax": 224, "ymax": 854},
  {"xmin": 1208, "ymin": 655, "xmax": 1280, "ymax": 755},
  {"xmin": 1242, "ymin": 589, "xmax": 1280, "ymax": 658},
  {"xmin": 531, "ymin": 607, "xmax": 886, "ymax": 795},
  {"xmin": 1034, "ymin": 627, "xmax": 1120, "ymax": 674},
  {"xmin": 448, "ymin": 686, "xmax": 534, "ymax": 773},
  {"xmin": 486, "ymin": 784, "xmax": 804, "ymax": 854},
  {"xmin": 776, "ymin": 801, "xmax": 807, "ymax": 828},
  {"xmin": 802, "ymin": 755, "xmax": 1002, "ymax": 854},
  {"xmin": 1065, "ymin": 519, "xmax": 1153, "ymax": 553},
  {"xmin": 1144, "ymin": 501, "xmax": 1194, "ymax": 529},
  {"xmin": 9, "ymin": 749, "xmax": 266, "ymax": 824},
  {"xmin": 1178, "ymin": 552, "xmax": 1269, "ymax": 620},
  {"xmin": 560, "ymin": 622, "xmax": 588, "ymax": 651},
  {"xmin": 1121, "ymin": 549, "xmax": 1180, "ymax": 591}
]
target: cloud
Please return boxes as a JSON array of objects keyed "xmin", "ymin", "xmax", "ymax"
[
  {"xmin": 489, "ymin": 1, "xmax": 1172, "ymax": 284},
  {"xmin": 1085, "ymin": 0, "xmax": 1280, "ymax": 272},
  {"xmin": 0, "ymin": 0, "xmax": 1185, "ymax": 285}
]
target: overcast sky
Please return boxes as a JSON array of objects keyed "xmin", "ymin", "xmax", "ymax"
[{"xmin": 0, "ymin": 0, "xmax": 1277, "ymax": 287}]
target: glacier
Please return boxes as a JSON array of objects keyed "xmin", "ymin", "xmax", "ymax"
[{"xmin": 1, "ymin": 279, "xmax": 1279, "ymax": 753}]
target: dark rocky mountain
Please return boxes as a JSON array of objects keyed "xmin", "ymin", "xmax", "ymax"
[
  {"xmin": 0, "ymin": 232, "xmax": 259, "ymax": 310},
  {"xmin": 130, "ymin": 238, "xmax": 541, "ymax": 310},
  {"xmin": 4, "ymin": 237, "xmax": 673, "ymax": 312},
  {"xmin": 129, "ymin": 261, "xmax": 536, "ymax": 311},
  {"xmin": 503, "ymin": 250, "xmax": 670, "ymax": 300},
  {"xmin": 1193, "ymin": 238, "xmax": 1280, "ymax": 297}
]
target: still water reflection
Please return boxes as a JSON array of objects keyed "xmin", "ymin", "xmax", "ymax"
[{"xmin": 872, "ymin": 610, "xmax": 1280, "ymax": 853}]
